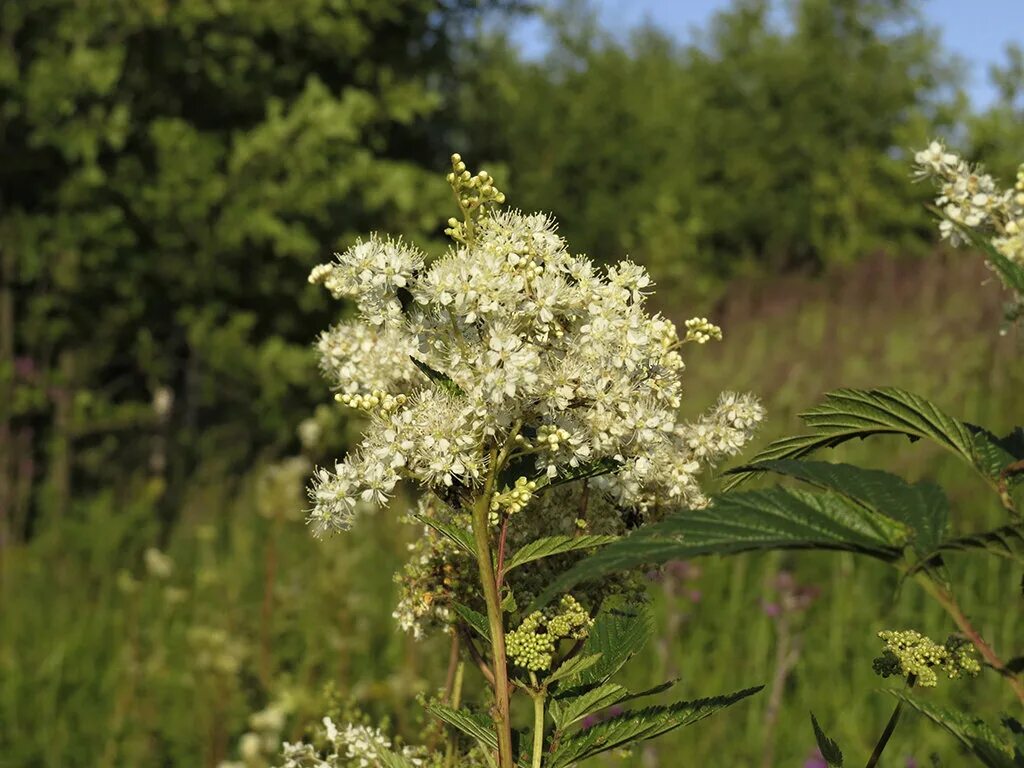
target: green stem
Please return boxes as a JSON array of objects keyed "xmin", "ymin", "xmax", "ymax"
[
  {"xmin": 471, "ymin": 454, "xmax": 514, "ymax": 768},
  {"xmin": 531, "ymin": 686, "xmax": 546, "ymax": 768},
  {"xmin": 864, "ymin": 675, "xmax": 915, "ymax": 768}
]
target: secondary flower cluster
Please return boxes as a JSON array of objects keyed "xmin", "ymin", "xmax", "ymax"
[
  {"xmin": 872, "ymin": 629, "xmax": 980, "ymax": 688},
  {"xmin": 278, "ymin": 717, "xmax": 427, "ymax": 768},
  {"xmin": 914, "ymin": 141, "xmax": 1024, "ymax": 317},
  {"xmin": 506, "ymin": 595, "xmax": 593, "ymax": 672},
  {"xmin": 307, "ymin": 157, "xmax": 763, "ymax": 533}
]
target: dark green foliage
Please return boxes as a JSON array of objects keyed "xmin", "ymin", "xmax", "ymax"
[
  {"xmin": 562, "ymin": 608, "xmax": 655, "ymax": 687},
  {"xmin": 744, "ymin": 460, "xmax": 949, "ymax": 554},
  {"xmin": 459, "ymin": 0, "xmax": 959, "ymax": 297},
  {"xmin": 934, "ymin": 523, "xmax": 1024, "ymax": 566},
  {"xmin": 0, "ymin": 0, "xmax": 516, "ymax": 530},
  {"xmin": 539, "ymin": 483, "xmax": 909, "ymax": 602},
  {"xmin": 454, "ymin": 602, "xmax": 492, "ymax": 641}
]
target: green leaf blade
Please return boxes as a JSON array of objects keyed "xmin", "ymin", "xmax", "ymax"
[
  {"xmin": 548, "ymin": 686, "xmax": 763, "ymax": 767},
  {"xmin": 744, "ymin": 459, "xmax": 948, "ymax": 554},
  {"xmin": 537, "ymin": 487, "xmax": 904, "ymax": 603},
  {"xmin": 503, "ymin": 534, "xmax": 620, "ymax": 573},
  {"xmin": 725, "ymin": 388, "xmax": 981, "ymax": 490},
  {"xmin": 884, "ymin": 690, "xmax": 1021, "ymax": 768},
  {"xmin": 810, "ymin": 713, "xmax": 844, "ymax": 767}
]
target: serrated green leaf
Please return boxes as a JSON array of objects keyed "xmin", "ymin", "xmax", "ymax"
[
  {"xmin": 968, "ymin": 426, "xmax": 1024, "ymax": 513},
  {"xmin": 538, "ymin": 487, "xmax": 905, "ymax": 602},
  {"xmin": 551, "ymin": 680, "xmax": 677, "ymax": 730},
  {"xmin": 969, "ymin": 426, "xmax": 1024, "ymax": 475},
  {"xmin": 453, "ymin": 603, "xmax": 490, "ymax": 642},
  {"xmin": 884, "ymin": 690, "xmax": 1023, "ymax": 768},
  {"xmin": 725, "ymin": 388, "xmax": 980, "ymax": 490},
  {"xmin": 743, "ymin": 459, "xmax": 948, "ymax": 554},
  {"xmin": 549, "ymin": 682, "xmax": 628, "ymax": 729},
  {"xmin": 548, "ymin": 686, "xmax": 763, "ymax": 767},
  {"xmin": 426, "ymin": 704, "xmax": 498, "ymax": 753},
  {"xmin": 566, "ymin": 609, "xmax": 655, "ymax": 687},
  {"xmin": 503, "ymin": 534, "xmax": 619, "ymax": 573},
  {"xmin": 413, "ymin": 512, "xmax": 474, "ymax": 555},
  {"xmin": 546, "ymin": 653, "xmax": 604, "ymax": 685},
  {"xmin": 811, "ymin": 713, "xmax": 844, "ymax": 767},
  {"xmin": 933, "ymin": 523, "xmax": 1024, "ymax": 565}
]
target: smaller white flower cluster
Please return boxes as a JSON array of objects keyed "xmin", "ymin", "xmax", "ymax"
[
  {"xmin": 914, "ymin": 140, "xmax": 1024, "ymax": 267},
  {"xmin": 316, "ymin": 321, "xmax": 424, "ymax": 396},
  {"xmin": 309, "ymin": 237, "xmax": 424, "ymax": 326},
  {"xmin": 679, "ymin": 392, "xmax": 765, "ymax": 462},
  {"xmin": 278, "ymin": 717, "xmax": 425, "ymax": 768}
]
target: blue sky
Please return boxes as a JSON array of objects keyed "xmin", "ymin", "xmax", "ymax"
[{"xmin": 514, "ymin": 0, "xmax": 1023, "ymax": 107}]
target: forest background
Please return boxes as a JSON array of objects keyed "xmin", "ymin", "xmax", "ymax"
[{"xmin": 1, "ymin": 0, "xmax": 1023, "ymax": 765}]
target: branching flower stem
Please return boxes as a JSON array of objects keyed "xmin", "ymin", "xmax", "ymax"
[{"xmin": 915, "ymin": 573, "xmax": 1024, "ymax": 706}]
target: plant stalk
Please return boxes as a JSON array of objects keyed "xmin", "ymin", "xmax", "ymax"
[
  {"xmin": 531, "ymin": 685, "xmax": 546, "ymax": 768},
  {"xmin": 471, "ymin": 482, "xmax": 515, "ymax": 767},
  {"xmin": 864, "ymin": 675, "xmax": 915, "ymax": 768},
  {"xmin": 915, "ymin": 574, "xmax": 1024, "ymax": 705}
]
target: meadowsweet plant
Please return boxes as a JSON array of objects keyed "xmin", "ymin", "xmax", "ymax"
[{"xmin": 296, "ymin": 155, "xmax": 765, "ymax": 767}]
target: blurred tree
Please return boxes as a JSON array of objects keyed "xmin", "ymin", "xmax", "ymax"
[
  {"xmin": 0, "ymin": 0, "xmax": 523, "ymax": 537},
  {"xmin": 967, "ymin": 44, "xmax": 1024, "ymax": 183},
  {"xmin": 458, "ymin": 0, "xmax": 961, "ymax": 298}
]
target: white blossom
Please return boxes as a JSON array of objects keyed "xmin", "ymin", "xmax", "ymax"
[{"xmin": 308, "ymin": 204, "xmax": 763, "ymax": 531}]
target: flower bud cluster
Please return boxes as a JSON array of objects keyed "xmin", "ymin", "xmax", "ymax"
[
  {"xmin": 489, "ymin": 476, "xmax": 538, "ymax": 524},
  {"xmin": 336, "ymin": 390, "xmax": 408, "ymax": 418},
  {"xmin": 444, "ymin": 153, "xmax": 507, "ymax": 244},
  {"xmin": 534, "ymin": 425, "xmax": 571, "ymax": 450},
  {"xmin": 507, "ymin": 595, "xmax": 593, "ymax": 672},
  {"xmin": 872, "ymin": 629, "xmax": 981, "ymax": 687},
  {"xmin": 683, "ymin": 317, "xmax": 723, "ymax": 344}
]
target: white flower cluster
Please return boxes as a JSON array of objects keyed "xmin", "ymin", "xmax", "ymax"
[
  {"xmin": 914, "ymin": 140, "xmax": 1024, "ymax": 268},
  {"xmin": 316, "ymin": 321, "xmax": 424, "ymax": 395},
  {"xmin": 307, "ymin": 183, "xmax": 763, "ymax": 532},
  {"xmin": 278, "ymin": 718, "xmax": 424, "ymax": 768}
]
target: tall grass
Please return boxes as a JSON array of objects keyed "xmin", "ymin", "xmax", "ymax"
[{"xmin": 1, "ymin": 253, "xmax": 1020, "ymax": 767}]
